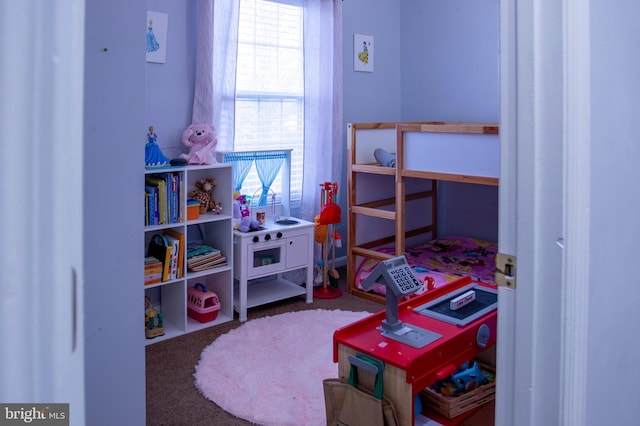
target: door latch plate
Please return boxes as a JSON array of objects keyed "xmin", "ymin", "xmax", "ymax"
[{"xmin": 495, "ymin": 253, "xmax": 516, "ymax": 288}]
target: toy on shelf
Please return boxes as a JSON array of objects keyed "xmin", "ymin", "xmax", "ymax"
[
  {"xmin": 145, "ymin": 125, "xmax": 170, "ymax": 167},
  {"xmin": 189, "ymin": 178, "xmax": 217, "ymax": 214},
  {"xmin": 187, "ymin": 283, "xmax": 221, "ymax": 323},
  {"xmin": 145, "ymin": 296, "xmax": 165, "ymax": 339},
  {"xmin": 180, "ymin": 123, "xmax": 218, "ymax": 165}
]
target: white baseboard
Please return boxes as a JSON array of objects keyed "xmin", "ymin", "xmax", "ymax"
[{"xmin": 329, "ymin": 255, "xmax": 347, "ymax": 268}]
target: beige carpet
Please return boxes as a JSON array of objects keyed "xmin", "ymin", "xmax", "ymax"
[
  {"xmin": 146, "ymin": 268, "xmax": 383, "ymax": 426},
  {"xmin": 193, "ymin": 309, "xmax": 370, "ymax": 425}
]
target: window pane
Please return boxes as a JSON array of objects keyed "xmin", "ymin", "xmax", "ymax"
[{"xmin": 235, "ymin": 0, "xmax": 303, "ymax": 212}]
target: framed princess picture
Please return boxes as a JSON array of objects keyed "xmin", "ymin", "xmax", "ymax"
[
  {"xmin": 354, "ymin": 34, "xmax": 374, "ymax": 72},
  {"xmin": 146, "ymin": 11, "xmax": 168, "ymax": 64}
]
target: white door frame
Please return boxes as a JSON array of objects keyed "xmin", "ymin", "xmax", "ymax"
[
  {"xmin": 497, "ymin": 0, "xmax": 590, "ymax": 424},
  {"xmin": 0, "ymin": 2, "xmax": 85, "ymax": 424}
]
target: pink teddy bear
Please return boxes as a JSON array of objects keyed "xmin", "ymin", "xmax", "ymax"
[{"xmin": 180, "ymin": 123, "xmax": 218, "ymax": 165}]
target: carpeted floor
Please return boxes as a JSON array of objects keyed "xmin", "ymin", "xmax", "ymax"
[{"xmin": 145, "ymin": 266, "xmax": 383, "ymax": 426}]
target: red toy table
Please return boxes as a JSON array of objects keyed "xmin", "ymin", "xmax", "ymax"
[{"xmin": 333, "ymin": 276, "xmax": 497, "ymax": 425}]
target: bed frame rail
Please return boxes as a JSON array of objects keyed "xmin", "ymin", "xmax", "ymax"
[{"xmin": 346, "ymin": 121, "xmax": 499, "ymax": 303}]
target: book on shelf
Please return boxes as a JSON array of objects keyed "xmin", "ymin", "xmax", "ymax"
[
  {"xmin": 145, "ymin": 172, "xmax": 182, "ymax": 226},
  {"xmin": 185, "ymin": 241, "xmax": 226, "ymax": 272},
  {"xmin": 145, "ymin": 191, "xmax": 148, "ymax": 226},
  {"xmin": 145, "ymin": 185, "xmax": 159, "ymax": 225},
  {"xmin": 144, "ymin": 256, "xmax": 163, "ymax": 285},
  {"xmin": 163, "ymin": 232, "xmax": 182, "ymax": 280},
  {"xmin": 144, "ymin": 273, "xmax": 162, "ymax": 285},
  {"xmin": 160, "ymin": 246, "xmax": 173, "ymax": 281},
  {"xmin": 145, "ymin": 175, "xmax": 167, "ymax": 224},
  {"xmin": 145, "ymin": 256, "xmax": 163, "ymax": 271},
  {"xmin": 147, "ymin": 235, "xmax": 174, "ymax": 282},
  {"xmin": 186, "ymin": 241, "xmax": 220, "ymax": 258},
  {"xmin": 170, "ymin": 172, "xmax": 182, "ymax": 223},
  {"xmin": 187, "ymin": 251, "xmax": 225, "ymax": 268},
  {"xmin": 189, "ymin": 256, "xmax": 227, "ymax": 272},
  {"xmin": 163, "ymin": 229, "xmax": 185, "ymax": 279},
  {"xmin": 187, "ymin": 255, "xmax": 227, "ymax": 272}
]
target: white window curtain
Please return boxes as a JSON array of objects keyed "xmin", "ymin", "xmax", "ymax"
[
  {"xmin": 191, "ymin": 0, "xmax": 342, "ymax": 223},
  {"xmin": 191, "ymin": 0, "xmax": 240, "ymax": 151},
  {"xmin": 300, "ymin": 0, "xmax": 343, "ymax": 221}
]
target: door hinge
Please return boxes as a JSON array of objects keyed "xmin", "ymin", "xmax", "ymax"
[{"xmin": 495, "ymin": 253, "xmax": 517, "ymax": 289}]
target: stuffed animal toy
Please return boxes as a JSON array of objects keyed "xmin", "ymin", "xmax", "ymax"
[
  {"xmin": 239, "ymin": 216, "xmax": 260, "ymax": 233},
  {"xmin": 189, "ymin": 178, "xmax": 217, "ymax": 214},
  {"xmin": 180, "ymin": 123, "xmax": 218, "ymax": 165}
]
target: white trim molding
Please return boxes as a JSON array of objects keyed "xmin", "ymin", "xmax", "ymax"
[{"xmin": 561, "ymin": 0, "xmax": 590, "ymax": 424}]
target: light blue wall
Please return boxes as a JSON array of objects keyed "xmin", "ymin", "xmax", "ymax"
[
  {"xmin": 84, "ymin": 1, "xmax": 146, "ymax": 425},
  {"xmin": 400, "ymin": 0, "xmax": 499, "ymax": 242},
  {"xmin": 145, "ymin": 0, "xmax": 499, "ymax": 253},
  {"xmin": 145, "ymin": 0, "xmax": 198, "ymax": 159},
  {"xmin": 342, "ymin": 0, "xmax": 499, "ymax": 245},
  {"xmin": 342, "ymin": 0, "xmax": 402, "ymax": 124},
  {"xmin": 399, "ymin": 0, "xmax": 499, "ymax": 122},
  {"xmin": 346, "ymin": 0, "xmax": 501, "ymax": 124},
  {"xmin": 339, "ymin": 0, "xmax": 402, "ymax": 255}
]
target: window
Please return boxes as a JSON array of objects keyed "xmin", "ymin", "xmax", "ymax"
[{"xmin": 234, "ymin": 0, "xmax": 304, "ymax": 212}]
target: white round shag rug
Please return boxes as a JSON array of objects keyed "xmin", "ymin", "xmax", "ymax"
[{"xmin": 194, "ymin": 309, "xmax": 369, "ymax": 426}]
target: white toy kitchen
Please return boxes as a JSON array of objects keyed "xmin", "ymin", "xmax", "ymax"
[
  {"xmin": 232, "ymin": 217, "xmax": 314, "ymax": 322},
  {"xmin": 217, "ymin": 150, "xmax": 315, "ymax": 322}
]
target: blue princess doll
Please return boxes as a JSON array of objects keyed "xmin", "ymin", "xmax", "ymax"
[{"xmin": 145, "ymin": 125, "xmax": 169, "ymax": 166}]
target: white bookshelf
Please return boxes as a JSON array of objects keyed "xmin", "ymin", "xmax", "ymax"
[{"xmin": 143, "ymin": 164, "xmax": 234, "ymax": 345}]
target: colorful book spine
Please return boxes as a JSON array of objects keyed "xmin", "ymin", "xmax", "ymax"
[
  {"xmin": 163, "ymin": 234, "xmax": 180, "ymax": 280},
  {"xmin": 146, "ymin": 175, "xmax": 167, "ymax": 224},
  {"xmin": 147, "ymin": 234, "xmax": 173, "ymax": 282},
  {"xmin": 161, "ymin": 245, "xmax": 173, "ymax": 281},
  {"xmin": 145, "ymin": 191, "xmax": 149, "ymax": 226},
  {"xmin": 144, "ymin": 256, "xmax": 163, "ymax": 285},
  {"xmin": 145, "ymin": 185, "xmax": 158, "ymax": 225},
  {"xmin": 164, "ymin": 229, "xmax": 185, "ymax": 278}
]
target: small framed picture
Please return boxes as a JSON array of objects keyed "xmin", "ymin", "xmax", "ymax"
[
  {"xmin": 354, "ymin": 34, "xmax": 374, "ymax": 72},
  {"xmin": 146, "ymin": 11, "xmax": 168, "ymax": 64}
]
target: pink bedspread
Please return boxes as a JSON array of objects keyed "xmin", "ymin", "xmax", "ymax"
[{"xmin": 354, "ymin": 236, "xmax": 497, "ymax": 296}]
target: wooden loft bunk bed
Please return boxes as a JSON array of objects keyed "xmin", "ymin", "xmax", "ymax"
[{"xmin": 346, "ymin": 121, "xmax": 500, "ymax": 304}]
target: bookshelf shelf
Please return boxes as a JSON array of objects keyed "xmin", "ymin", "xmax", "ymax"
[{"xmin": 144, "ymin": 164, "xmax": 234, "ymax": 345}]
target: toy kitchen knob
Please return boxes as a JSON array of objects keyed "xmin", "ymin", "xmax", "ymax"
[
  {"xmin": 264, "ymin": 234, "xmax": 271, "ymax": 241},
  {"xmin": 252, "ymin": 236, "xmax": 259, "ymax": 243},
  {"xmin": 277, "ymin": 232, "xmax": 283, "ymax": 239},
  {"xmin": 476, "ymin": 323, "xmax": 491, "ymax": 349}
]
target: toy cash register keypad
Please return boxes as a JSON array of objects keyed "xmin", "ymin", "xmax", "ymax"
[{"xmin": 389, "ymin": 264, "xmax": 421, "ymax": 294}]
